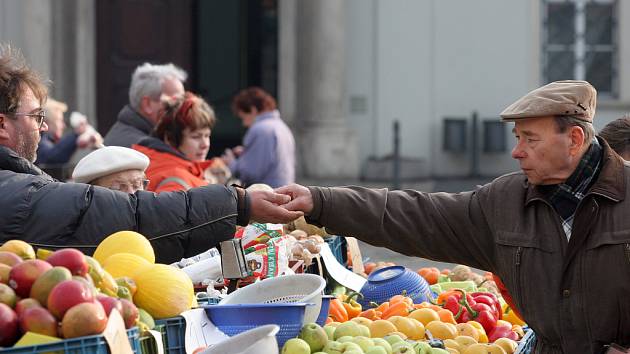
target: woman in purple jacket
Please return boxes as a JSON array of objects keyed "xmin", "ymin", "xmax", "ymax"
[{"xmin": 222, "ymin": 87, "xmax": 295, "ymax": 188}]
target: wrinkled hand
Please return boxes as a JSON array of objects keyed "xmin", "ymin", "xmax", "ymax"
[
  {"xmin": 274, "ymin": 184, "xmax": 314, "ymax": 215},
  {"xmin": 249, "ymin": 190, "xmax": 304, "ymax": 224}
]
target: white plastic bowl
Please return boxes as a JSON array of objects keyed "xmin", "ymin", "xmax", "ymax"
[
  {"xmin": 219, "ymin": 274, "xmax": 326, "ymax": 324},
  {"xmin": 201, "ymin": 324, "xmax": 279, "ymax": 354}
]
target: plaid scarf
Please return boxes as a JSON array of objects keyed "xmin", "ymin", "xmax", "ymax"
[{"xmin": 539, "ymin": 138, "xmax": 602, "ymax": 240}]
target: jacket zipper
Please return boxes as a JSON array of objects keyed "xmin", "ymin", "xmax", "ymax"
[
  {"xmin": 625, "ymin": 244, "xmax": 630, "ymax": 265},
  {"xmin": 513, "ymin": 246, "xmax": 523, "ymax": 308},
  {"xmin": 515, "ymin": 247, "xmax": 522, "ymax": 266}
]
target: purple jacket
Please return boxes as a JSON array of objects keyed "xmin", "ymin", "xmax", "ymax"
[{"xmin": 229, "ymin": 110, "xmax": 295, "ymax": 188}]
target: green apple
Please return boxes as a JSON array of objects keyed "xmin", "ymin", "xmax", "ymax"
[
  {"xmin": 357, "ymin": 324, "xmax": 371, "ymax": 338},
  {"xmin": 429, "ymin": 349, "xmax": 449, "ymax": 354},
  {"xmin": 344, "ymin": 351, "xmax": 364, "ymax": 354},
  {"xmin": 281, "ymin": 338, "xmax": 311, "ymax": 354},
  {"xmin": 323, "ymin": 341, "xmax": 344, "ymax": 354},
  {"xmin": 412, "ymin": 341, "xmax": 432, "ymax": 354},
  {"xmin": 337, "ymin": 336, "xmax": 354, "ymax": 343},
  {"xmin": 299, "ymin": 323, "xmax": 329, "ymax": 352},
  {"xmin": 365, "ymin": 347, "xmax": 387, "ymax": 354},
  {"xmin": 372, "ymin": 338, "xmax": 393, "ymax": 354},
  {"xmin": 384, "ymin": 334, "xmax": 405, "ymax": 346},
  {"xmin": 333, "ymin": 321, "xmax": 362, "ymax": 340},
  {"xmin": 351, "ymin": 336, "xmax": 374, "ymax": 352},
  {"xmin": 340, "ymin": 342, "xmax": 363, "ymax": 352},
  {"xmin": 324, "ymin": 325, "xmax": 336, "ymax": 340},
  {"xmin": 391, "ymin": 342, "xmax": 415, "ymax": 354}
]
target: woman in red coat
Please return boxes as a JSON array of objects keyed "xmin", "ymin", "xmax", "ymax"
[{"xmin": 133, "ymin": 92, "xmax": 229, "ymax": 192}]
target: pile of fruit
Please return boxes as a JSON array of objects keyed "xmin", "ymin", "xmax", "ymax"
[
  {"xmin": 296, "ymin": 287, "xmax": 527, "ymax": 354},
  {"xmin": 0, "ymin": 231, "xmax": 195, "ymax": 348}
]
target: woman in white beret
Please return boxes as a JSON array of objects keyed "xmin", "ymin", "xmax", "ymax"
[{"xmin": 72, "ymin": 146, "xmax": 150, "ymax": 193}]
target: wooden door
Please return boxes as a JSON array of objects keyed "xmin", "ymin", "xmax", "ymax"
[{"xmin": 96, "ymin": 0, "xmax": 194, "ymax": 134}]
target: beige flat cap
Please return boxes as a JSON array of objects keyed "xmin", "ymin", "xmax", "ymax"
[{"xmin": 500, "ymin": 80, "xmax": 596, "ymax": 122}]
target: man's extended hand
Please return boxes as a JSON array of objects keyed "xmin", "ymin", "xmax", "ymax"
[
  {"xmin": 249, "ymin": 189, "xmax": 304, "ymax": 224},
  {"xmin": 274, "ymin": 184, "xmax": 314, "ymax": 215}
]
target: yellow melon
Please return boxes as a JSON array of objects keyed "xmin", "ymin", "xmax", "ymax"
[
  {"xmin": 93, "ymin": 231, "xmax": 155, "ymax": 264},
  {"xmin": 102, "ymin": 253, "xmax": 151, "ymax": 278},
  {"xmin": 132, "ymin": 264, "xmax": 194, "ymax": 319}
]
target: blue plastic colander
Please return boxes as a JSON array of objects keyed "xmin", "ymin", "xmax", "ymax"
[
  {"xmin": 358, "ymin": 265, "xmax": 434, "ymax": 307},
  {"xmin": 203, "ymin": 303, "xmax": 313, "ymax": 347}
]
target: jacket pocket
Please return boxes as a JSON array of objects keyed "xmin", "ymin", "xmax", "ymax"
[
  {"xmin": 583, "ymin": 231, "xmax": 630, "ymax": 343},
  {"xmin": 495, "ymin": 231, "xmax": 555, "ymax": 329}
]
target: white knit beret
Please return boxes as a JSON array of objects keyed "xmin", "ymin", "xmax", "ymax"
[{"xmin": 72, "ymin": 146, "xmax": 150, "ymax": 184}]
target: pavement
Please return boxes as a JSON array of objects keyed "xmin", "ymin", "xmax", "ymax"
[{"xmin": 297, "ymin": 175, "xmax": 496, "ymax": 272}]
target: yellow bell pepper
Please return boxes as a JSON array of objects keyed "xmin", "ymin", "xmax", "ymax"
[{"xmin": 502, "ymin": 303, "xmax": 526, "ymax": 326}]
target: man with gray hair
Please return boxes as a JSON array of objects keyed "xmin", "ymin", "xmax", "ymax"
[{"xmin": 103, "ymin": 62, "xmax": 187, "ymax": 147}]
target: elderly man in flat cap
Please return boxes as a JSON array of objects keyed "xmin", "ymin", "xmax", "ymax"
[{"xmin": 278, "ymin": 80, "xmax": 630, "ymax": 353}]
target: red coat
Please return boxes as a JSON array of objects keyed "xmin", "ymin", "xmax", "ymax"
[{"xmin": 133, "ymin": 143, "xmax": 213, "ymax": 193}]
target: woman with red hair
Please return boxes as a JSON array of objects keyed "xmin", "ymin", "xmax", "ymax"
[{"xmin": 133, "ymin": 92, "xmax": 229, "ymax": 192}]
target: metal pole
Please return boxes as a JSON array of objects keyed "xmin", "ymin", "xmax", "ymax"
[
  {"xmin": 393, "ymin": 120, "xmax": 401, "ymax": 190},
  {"xmin": 471, "ymin": 111, "xmax": 479, "ymax": 177}
]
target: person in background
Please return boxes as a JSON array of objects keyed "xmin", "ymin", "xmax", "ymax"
[
  {"xmin": 103, "ymin": 62, "xmax": 186, "ymax": 148},
  {"xmin": 72, "ymin": 146, "xmax": 150, "ymax": 194},
  {"xmin": 278, "ymin": 81, "xmax": 630, "ymax": 352},
  {"xmin": 133, "ymin": 92, "xmax": 230, "ymax": 192},
  {"xmin": 0, "ymin": 44, "xmax": 302, "ymax": 264},
  {"xmin": 35, "ymin": 98, "xmax": 101, "ymax": 165},
  {"xmin": 598, "ymin": 115, "xmax": 630, "ymax": 160},
  {"xmin": 221, "ymin": 87, "xmax": 295, "ymax": 188}
]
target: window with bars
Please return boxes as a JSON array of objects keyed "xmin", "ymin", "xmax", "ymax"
[{"xmin": 542, "ymin": 0, "xmax": 617, "ymax": 98}]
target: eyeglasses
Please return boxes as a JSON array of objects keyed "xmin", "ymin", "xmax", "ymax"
[
  {"xmin": 109, "ymin": 179, "xmax": 150, "ymax": 193},
  {"xmin": 4, "ymin": 110, "xmax": 47, "ymax": 129}
]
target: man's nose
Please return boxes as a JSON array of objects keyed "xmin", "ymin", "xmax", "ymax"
[
  {"xmin": 40, "ymin": 121, "xmax": 49, "ymax": 132},
  {"xmin": 511, "ymin": 144, "xmax": 526, "ymax": 159}
]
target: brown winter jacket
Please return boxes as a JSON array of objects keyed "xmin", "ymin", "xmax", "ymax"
[{"xmin": 308, "ymin": 139, "xmax": 630, "ymax": 354}]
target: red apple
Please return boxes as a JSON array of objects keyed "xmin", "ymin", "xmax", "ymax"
[
  {"xmin": 47, "ymin": 279, "xmax": 94, "ymax": 320},
  {"xmin": 14, "ymin": 298, "xmax": 42, "ymax": 317},
  {"xmin": 96, "ymin": 294, "xmax": 123, "ymax": 317},
  {"xmin": 46, "ymin": 249, "xmax": 88, "ymax": 277},
  {"xmin": 8, "ymin": 259, "xmax": 52, "ymax": 297},
  {"xmin": 61, "ymin": 302, "xmax": 107, "ymax": 338},
  {"xmin": 0, "ymin": 303, "xmax": 18, "ymax": 346},
  {"xmin": 19, "ymin": 306, "xmax": 58, "ymax": 337},
  {"xmin": 119, "ymin": 298, "xmax": 139, "ymax": 329},
  {"xmin": 0, "ymin": 251, "xmax": 22, "ymax": 267}
]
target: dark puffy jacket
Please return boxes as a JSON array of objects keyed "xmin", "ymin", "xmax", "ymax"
[
  {"xmin": 0, "ymin": 146, "xmax": 238, "ymax": 264},
  {"xmin": 103, "ymin": 105, "xmax": 153, "ymax": 148}
]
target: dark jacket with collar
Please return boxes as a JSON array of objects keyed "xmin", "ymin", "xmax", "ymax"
[
  {"xmin": 307, "ymin": 138, "xmax": 630, "ymax": 353},
  {"xmin": 0, "ymin": 145, "xmax": 242, "ymax": 264},
  {"xmin": 103, "ymin": 105, "xmax": 154, "ymax": 148}
]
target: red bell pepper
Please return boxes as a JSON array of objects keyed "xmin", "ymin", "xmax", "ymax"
[
  {"xmin": 471, "ymin": 291, "xmax": 502, "ymax": 320},
  {"xmin": 456, "ymin": 289, "xmax": 498, "ymax": 334}
]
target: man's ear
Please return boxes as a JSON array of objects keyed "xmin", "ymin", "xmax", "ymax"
[
  {"xmin": 569, "ymin": 126, "xmax": 586, "ymax": 156},
  {"xmin": 139, "ymin": 96, "xmax": 152, "ymax": 116},
  {"xmin": 0, "ymin": 114, "xmax": 11, "ymax": 140}
]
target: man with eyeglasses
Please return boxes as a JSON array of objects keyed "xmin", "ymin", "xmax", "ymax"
[{"xmin": 0, "ymin": 45, "xmax": 303, "ymax": 264}]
